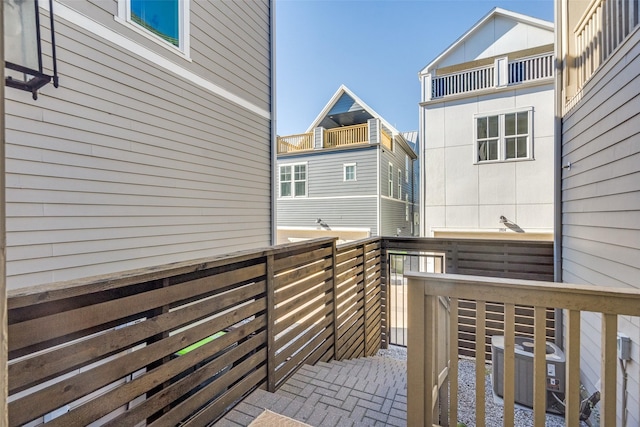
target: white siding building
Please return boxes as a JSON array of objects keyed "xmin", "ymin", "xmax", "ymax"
[{"xmin": 419, "ymin": 8, "xmax": 555, "ymax": 240}]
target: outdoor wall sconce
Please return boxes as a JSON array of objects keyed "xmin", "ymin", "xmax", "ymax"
[{"xmin": 5, "ymin": 0, "xmax": 58, "ymax": 100}]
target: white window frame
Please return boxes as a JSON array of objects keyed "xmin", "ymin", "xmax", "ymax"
[
  {"xmin": 117, "ymin": 0, "xmax": 191, "ymax": 57},
  {"xmin": 474, "ymin": 108, "xmax": 533, "ymax": 164},
  {"xmin": 343, "ymin": 163, "xmax": 357, "ymax": 181},
  {"xmin": 405, "ymin": 155, "xmax": 409, "ymax": 183},
  {"xmin": 398, "ymin": 169, "xmax": 402, "ymax": 199},
  {"xmin": 279, "ymin": 163, "xmax": 308, "ymax": 198},
  {"xmin": 388, "ymin": 163, "xmax": 393, "ymax": 197}
]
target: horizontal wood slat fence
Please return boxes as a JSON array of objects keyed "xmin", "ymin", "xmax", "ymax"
[
  {"xmin": 382, "ymin": 237, "xmax": 555, "ymax": 358},
  {"xmin": 7, "ymin": 237, "xmax": 381, "ymax": 427},
  {"xmin": 6, "ymin": 236, "xmax": 552, "ymax": 425}
]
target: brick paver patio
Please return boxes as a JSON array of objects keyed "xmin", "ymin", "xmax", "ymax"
[{"xmin": 214, "ymin": 355, "xmax": 407, "ymax": 426}]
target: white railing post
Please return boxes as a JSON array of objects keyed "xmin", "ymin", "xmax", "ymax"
[
  {"xmin": 313, "ymin": 126, "xmax": 324, "ymax": 150},
  {"xmin": 423, "ymin": 73, "xmax": 433, "ymax": 102},
  {"xmin": 495, "ymin": 56, "xmax": 508, "ymax": 87}
]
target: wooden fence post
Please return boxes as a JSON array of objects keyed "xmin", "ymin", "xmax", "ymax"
[
  {"xmin": 266, "ymin": 254, "xmax": 275, "ymax": 392},
  {"xmin": 362, "ymin": 243, "xmax": 367, "ymax": 357},
  {"xmin": 332, "ymin": 243, "xmax": 339, "ymax": 361}
]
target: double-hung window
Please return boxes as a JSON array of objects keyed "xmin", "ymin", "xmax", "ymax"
[
  {"xmin": 118, "ymin": 0, "xmax": 190, "ymax": 53},
  {"xmin": 475, "ymin": 109, "xmax": 532, "ymax": 163},
  {"xmin": 388, "ymin": 163, "xmax": 394, "ymax": 197},
  {"xmin": 280, "ymin": 164, "xmax": 307, "ymax": 197},
  {"xmin": 398, "ymin": 169, "xmax": 402, "ymax": 199},
  {"xmin": 344, "ymin": 163, "xmax": 356, "ymax": 181}
]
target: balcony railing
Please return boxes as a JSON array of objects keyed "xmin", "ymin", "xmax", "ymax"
[
  {"xmin": 407, "ymin": 273, "xmax": 640, "ymax": 427},
  {"xmin": 429, "ymin": 52, "xmax": 554, "ymax": 100},
  {"xmin": 277, "ymin": 133, "xmax": 313, "ymax": 154},
  {"xmin": 324, "ymin": 123, "xmax": 368, "ymax": 148},
  {"xmin": 431, "ymin": 64, "xmax": 495, "ymax": 99},
  {"xmin": 508, "ymin": 53, "xmax": 554, "ymax": 84},
  {"xmin": 574, "ymin": 0, "xmax": 640, "ymax": 90},
  {"xmin": 380, "ymin": 128, "xmax": 393, "ymax": 151}
]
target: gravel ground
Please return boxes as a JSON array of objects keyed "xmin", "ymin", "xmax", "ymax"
[{"xmin": 378, "ymin": 346, "xmax": 573, "ymax": 427}]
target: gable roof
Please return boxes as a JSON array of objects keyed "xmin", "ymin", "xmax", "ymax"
[
  {"xmin": 420, "ymin": 7, "xmax": 553, "ymax": 74},
  {"xmin": 305, "ymin": 85, "xmax": 400, "ymax": 135}
]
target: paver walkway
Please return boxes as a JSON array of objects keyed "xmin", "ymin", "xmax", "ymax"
[{"xmin": 214, "ymin": 355, "xmax": 407, "ymax": 426}]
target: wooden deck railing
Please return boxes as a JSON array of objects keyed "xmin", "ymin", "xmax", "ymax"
[
  {"xmin": 7, "ymin": 237, "xmax": 381, "ymax": 426},
  {"xmin": 277, "ymin": 133, "xmax": 313, "ymax": 154},
  {"xmin": 574, "ymin": 0, "xmax": 640, "ymax": 90},
  {"xmin": 324, "ymin": 123, "xmax": 368, "ymax": 148},
  {"xmin": 407, "ymin": 273, "xmax": 640, "ymax": 427},
  {"xmin": 382, "ymin": 237, "xmax": 555, "ymax": 357}
]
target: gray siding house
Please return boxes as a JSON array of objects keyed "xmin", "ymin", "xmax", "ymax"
[
  {"xmin": 4, "ymin": 0, "xmax": 274, "ymax": 289},
  {"xmin": 277, "ymin": 86, "xmax": 417, "ymax": 243},
  {"xmin": 557, "ymin": 0, "xmax": 640, "ymax": 425}
]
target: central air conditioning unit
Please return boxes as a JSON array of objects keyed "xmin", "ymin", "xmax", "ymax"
[{"xmin": 491, "ymin": 335, "xmax": 565, "ymax": 413}]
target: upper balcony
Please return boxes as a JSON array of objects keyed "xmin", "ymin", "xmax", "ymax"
[
  {"xmin": 564, "ymin": 0, "xmax": 640, "ymax": 112},
  {"xmin": 277, "ymin": 120, "xmax": 393, "ymax": 155},
  {"xmin": 423, "ymin": 51, "xmax": 554, "ymax": 102}
]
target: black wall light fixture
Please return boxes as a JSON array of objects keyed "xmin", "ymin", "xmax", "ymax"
[{"xmin": 5, "ymin": 0, "xmax": 58, "ymax": 100}]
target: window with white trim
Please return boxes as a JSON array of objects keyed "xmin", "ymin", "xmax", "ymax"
[
  {"xmin": 118, "ymin": 0, "xmax": 190, "ymax": 53},
  {"xmin": 388, "ymin": 163, "xmax": 393, "ymax": 197},
  {"xmin": 279, "ymin": 164, "xmax": 307, "ymax": 197},
  {"xmin": 475, "ymin": 109, "xmax": 532, "ymax": 163},
  {"xmin": 344, "ymin": 163, "xmax": 356, "ymax": 181},
  {"xmin": 398, "ymin": 169, "xmax": 402, "ymax": 199},
  {"xmin": 405, "ymin": 155, "xmax": 409, "ymax": 183}
]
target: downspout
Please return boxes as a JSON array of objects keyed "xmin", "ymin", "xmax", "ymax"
[
  {"xmin": 553, "ymin": 0, "xmax": 564, "ymax": 348},
  {"xmin": 269, "ymin": 0, "xmax": 277, "ymax": 245},
  {"xmin": 0, "ymin": 0, "xmax": 8, "ymax": 421}
]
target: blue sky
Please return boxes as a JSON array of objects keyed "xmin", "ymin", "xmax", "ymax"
[{"xmin": 275, "ymin": 0, "xmax": 554, "ymax": 135}]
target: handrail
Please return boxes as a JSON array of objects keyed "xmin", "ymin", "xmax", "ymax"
[
  {"xmin": 407, "ymin": 272, "xmax": 640, "ymax": 427},
  {"xmin": 277, "ymin": 132, "xmax": 313, "ymax": 154},
  {"xmin": 324, "ymin": 123, "xmax": 368, "ymax": 148}
]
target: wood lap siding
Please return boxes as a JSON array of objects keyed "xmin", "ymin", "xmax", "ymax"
[
  {"xmin": 6, "ymin": 1, "xmax": 272, "ymax": 288},
  {"xmin": 7, "ymin": 238, "xmax": 384, "ymax": 426}
]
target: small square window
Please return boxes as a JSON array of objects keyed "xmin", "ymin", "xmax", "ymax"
[
  {"xmin": 118, "ymin": 0, "xmax": 190, "ymax": 53},
  {"xmin": 344, "ymin": 164, "xmax": 356, "ymax": 181}
]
